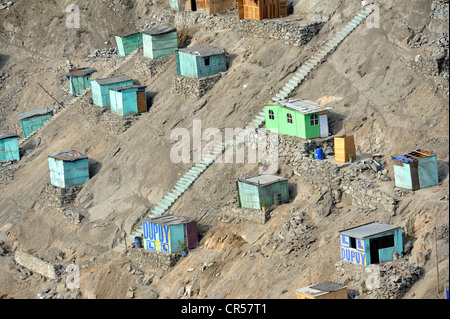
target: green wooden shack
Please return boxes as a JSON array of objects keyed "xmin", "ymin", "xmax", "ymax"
[
  {"xmin": 48, "ymin": 150, "xmax": 90, "ymax": 188},
  {"xmin": 0, "ymin": 131, "xmax": 20, "ymax": 162},
  {"xmin": 142, "ymin": 24, "xmax": 178, "ymax": 59},
  {"xmin": 175, "ymin": 44, "xmax": 228, "ymax": 79},
  {"xmin": 91, "ymin": 75, "xmax": 133, "ymax": 107},
  {"xmin": 115, "ymin": 30, "xmax": 143, "ymax": 57},
  {"xmin": 109, "ymin": 85, "xmax": 147, "ymax": 116},
  {"xmin": 66, "ymin": 68, "xmax": 97, "ymax": 96},
  {"xmin": 265, "ymin": 99, "xmax": 331, "ymax": 140},
  {"xmin": 18, "ymin": 108, "xmax": 53, "ymax": 138},
  {"xmin": 237, "ymin": 175, "xmax": 289, "ymax": 210},
  {"xmin": 392, "ymin": 149, "xmax": 439, "ymax": 191}
]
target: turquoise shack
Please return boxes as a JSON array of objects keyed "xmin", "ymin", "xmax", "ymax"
[
  {"xmin": 237, "ymin": 175, "xmax": 289, "ymax": 210},
  {"xmin": 66, "ymin": 68, "xmax": 97, "ymax": 96},
  {"xmin": 18, "ymin": 108, "xmax": 53, "ymax": 138},
  {"xmin": 48, "ymin": 150, "xmax": 90, "ymax": 188},
  {"xmin": 109, "ymin": 85, "xmax": 147, "ymax": 116},
  {"xmin": 91, "ymin": 75, "xmax": 133, "ymax": 107},
  {"xmin": 265, "ymin": 99, "xmax": 331, "ymax": 140},
  {"xmin": 392, "ymin": 149, "xmax": 439, "ymax": 191},
  {"xmin": 0, "ymin": 131, "xmax": 20, "ymax": 162},
  {"xmin": 142, "ymin": 215, "xmax": 199, "ymax": 254},
  {"xmin": 339, "ymin": 222, "xmax": 403, "ymax": 266},
  {"xmin": 175, "ymin": 44, "xmax": 227, "ymax": 79},
  {"xmin": 115, "ymin": 30, "xmax": 143, "ymax": 57},
  {"xmin": 142, "ymin": 24, "xmax": 178, "ymax": 60}
]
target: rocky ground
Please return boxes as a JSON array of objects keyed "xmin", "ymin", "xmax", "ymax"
[{"xmin": 0, "ymin": 0, "xmax": 448, "ymax": 300}]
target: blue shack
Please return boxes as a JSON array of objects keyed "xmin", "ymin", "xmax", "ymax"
[
  {"xmin": 48, "ymin": 150, "xmax": 90, "ymax": 188},
  {"xmin": 115, "ymin": 30, "xmax": 143, "ymax": 57},
  {"xmin": 0, "ymin": 131, "xmax": 20, "ymax": 162},
  {"xmin": 142, "ymin": 215, "xmax": 198, "ymax": 254},
  {"xmin": 18, "ymin": 108, "xmax": 53, "ymax": 138},
  {"xmin": 175, "ymin": 44, "xmax": 227, "ymax": 79},
  {"xmin": 142, "ymin": 24, "xmax": 178, "ymax": 60},
  {"xmin": 392, "ymin": 149, "xmax": 439, "ymax": 191},
  {"xmin": 67, "ymin": 68, "xmax": 97, "ymax": 96},
  {"xmin": 91, "ymin": 75, "xmax": 133, "ymax": 107},
  {"xmin": 237, "ymin": 175, "xmax": 289, "ymax": 210},
  {"xmin": 109, "ymin": 85, "xmax": 147, "ymax": 116},
  {"xmin": 339, "ymin": 222, "xmax": 403, "ymax": 266}
]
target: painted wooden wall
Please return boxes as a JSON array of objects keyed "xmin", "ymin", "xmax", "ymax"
[
  {"xmin": 110, "ymin": 88, "xmax": 145, "ymax": 116},
  {"xmin": 176, "ymin": 51, "xmax": 227, "ymax": 79},
  {"xmin": 91, "ymin": 79, "xmax": 134, "ymax": 107},
  {"xmin": 115, "ymin": 33, "xmax": 143, "ymax": 56},
  {"xmin": 48, "ymin": 158, "xmax": 90, "ymax": 188},
  {"xmin": 69, "ymin": 75, "xmax": 92, "ymax": 96},
  {"xmin": 20, "ymin": 114, "xmax": 52, "ymax": 138},
  {"xmin": 238, "ymin": 179, "xmax": 289, "ymax": 209},
  {"xmin": 0, "ymin": 137, "xmax": 20, "ymax": 161},
  {"xmin": 143, "ymin": 221, "xmax": 186, "ymax": 254},
  {"xmin": 143, "ymin": 32, "xmax": 178, "ymax": 59},
  {"xmin": 417, "ymin": 155, "xmax": 439, "ymax": 189}
]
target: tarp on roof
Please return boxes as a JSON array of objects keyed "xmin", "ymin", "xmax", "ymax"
[{"xmin": 49, "ymin": 150, "xmax": 88, "ymax": 162}]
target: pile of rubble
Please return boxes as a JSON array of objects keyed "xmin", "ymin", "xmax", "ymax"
[
  {"xmin": 0, "ymin": 159, "xmax": 16, "ymax": 187},
  {"xmin": 85, "ymin": 48, "xmax": 119, "ymax": 61},
  {"xmin": 0, "ymin": 71, "xmax": 11, "ymax": 90}
]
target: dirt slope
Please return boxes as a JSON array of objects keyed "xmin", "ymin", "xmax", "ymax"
[{"xmin": 0, "ymin": 0, "xmax": 448, "ymax": 299}]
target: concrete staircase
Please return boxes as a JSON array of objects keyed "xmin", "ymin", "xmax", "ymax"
[
  {"xmin": 18, "ymin": 50, "xmax": 140, "ymax": 147},
  {"xmin": 130, "ymin": 7, "xmax": 375, "ymax": 242}
]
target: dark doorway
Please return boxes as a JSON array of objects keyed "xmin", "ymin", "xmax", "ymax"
[
  {"xmin": 191, "ymin": 0, "xmax": 197, "ymax": 11},
  {"xmin": 369, "ymin": 235, "xmax": 395, "ymax": 264}
]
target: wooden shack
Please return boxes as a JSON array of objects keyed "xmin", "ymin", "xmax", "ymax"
[
  {"xmin": 175, "ymin": 44, "xmax": 228, "ymax": 79},
  {"xmin": 48, "ymin": 150, "xmax": 90, "ymax": 188},
  {"xmin": 91, "ymin": 75, "xmax": 133, "ymax": 107},
  {"xmin": 115, "ymin": 30, "xmax": 143, "ymax": 56},
  {"xmin": 237, "ymin": 175, "xmax": 289, "ymax": 210},
  {"xmin": 295, "ymin": 281, "xmax": 348, "ymax": 299},
  {"xmin": 0, "ymin": 131, "xmax": 20, "ymax": 162},
  {"xmin": 196, "ymin": 0, "xmax": 237, "ymax": 15},
  {"xmin": 109, "ymin": 85, "xmax": 147, "ymax": 116},
  {"xmin": 339, "ymin": 222, "xmax": 403, "ymax": 266},
  {"xmin": 265, "ymin": 99, "xmax": 331, "ymax": 140},
  {"xmin": 142, "ymin": 24, "xmax": 178, "ymax": 59},
  {"xmin": 66, "ymin": 68, "xmax": 97, "ymax": 96},
  {"xmin": 238, "ymin": 0, "xmax": 287, "ymax": 20},
  {"xmin": 142, "ymin": 215, "xmax": 199, "ymax": 254},
  {"xmin": 334, "ymin": 135, "xmax": 356, "ymax": 163},
  {"xmin": 18, "ymin": 108, "xmax": 53, "ymax": 138},
  {"xmin": 169, "ymin": 0, "xmax": 196, "ymax": 11},
  {"xmin": 392, "ymin": 149, "xmax": 439, "ymax": 191}
]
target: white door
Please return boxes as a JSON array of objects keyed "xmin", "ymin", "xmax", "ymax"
[{"xmin": 319, "ymin": 114, "xmax": 329, "ymax": 138}]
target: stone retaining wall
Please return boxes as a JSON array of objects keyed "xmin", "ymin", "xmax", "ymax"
[
  {"xmin": 172, "ymin": 73, "xmax": 222, "ymax": 98},
  {"xmin": 14, "ymin": 250, "xmax": 60, "ymax": 280},
  {"xmin": 128, "ymin": 248, "xmax": 181, "ymax": 272},
  {"xmin": 221, "ymin": 207, "xmax": 271, "ymax": 224}
]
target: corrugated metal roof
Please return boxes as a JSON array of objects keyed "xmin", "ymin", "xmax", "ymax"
[
  {"xmin": 67, "ymin": 68, "xmax": 97, "ymax": 78},
  {"xmin": 109, "ymin": 85, "xmax": 147, "ymax": 92},
  {"xmin": 178, "ymin": 44, "xmax": 226, "ymax": 57},
  {"xmin": 141, "ymin": 24, "xmax": 176, "ymax": 36},
  {"xmin": 0, "ymin": 131, "xmax": 18, "ymax": 140},
  {"xmin": 240, "ymin": 175, "xmax": 288, "ymax": 187},
  {"xmin": 339, "ymin": 222, "xmax": 400, "ymax": 239},
  {"xmin": 93, "ymin": 75, "xmax": 132, "ymax": 85},
  {"xmin": 18, "ymin": 108, "xmax": 54, "ymax": 121},
  {"xmin": 49, "ymin": 150, "xmax": 88, "ymax": 162},
  {"xmin": 118, "ymin": 29, "xmax": 141, "ymax": 37},
  {"xmin": 270, "ymin": 99, "xmax": 332, "ymax": 115},
  {"xmin": 309, "ymin": 281, "xmax": 346, "ymax": 292},
  {"xmin": 144, "ymin": 215, "xmax": 193, "ymax": 226}
]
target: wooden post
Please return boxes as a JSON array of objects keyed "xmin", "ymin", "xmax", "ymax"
[
  {"xmin": 37, "ymin": 82, "xmax": 63, "ymax": 107},
  {"xmin": 434, "ymin": 226, "xmax": 439, "ymax": 295}
]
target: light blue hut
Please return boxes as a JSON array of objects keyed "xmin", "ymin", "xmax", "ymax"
[
  {"xmin": 142, "ymin": 24, "xmax": 178, "ymax": 59},
  {"xmin": 237, "ymin": 175, "xmax": 289, "ymax": 210},
  {"xmin": 66, "ymin": 68, "xmax": 97, "ymax": 96},
  {"xmin": 0, "ymin": 131, "xmax": 20, "ymax": 162},
  {"xmin": 175, "ymin": 44, "xmax": 227, "ymax": 79},
  {"xmin": 115, "ymin": 30, "xmax": 143, "ymax": 57},
  {"xmin": 339, "ymin": 222, "xmax": 403, "ymax": 266},
  {"xmin": 91, "ymin": 75, "xmax": 133, "ymax": 107},
  {"xmin": 18, "ymin": 108, "xmax": 53, "ymax": 138},
  {"xmin": 48, "ymin": 150, "xmax": 89, "ymax": 188},
  {"xmin": 392, "ymin": 149, "xmax": 439, "ymax": 191},
  {"xmin": 109, "ymin": 85, "xmax": 147, "ymax": 116}
]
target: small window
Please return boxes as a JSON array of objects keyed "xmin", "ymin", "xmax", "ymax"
[
  {"xmin": 287, "ymin": 113, "xmax": 293, "ymax": 124},
  {"xmin": 311, "ymin": 114, "xmax": 319, "ymax": 126},
  {"xmin": 350, "ymin": 237, "xmax": 357, "ymax": 249},
  {"xmin": 269, "ymin": 110, "xmax": 275, "ymax": 120},
  {"xmin": 204, "ymin": 57, "xmax": 210, "ymax": 66}
]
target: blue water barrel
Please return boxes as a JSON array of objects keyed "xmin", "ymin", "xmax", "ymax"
[
  {"xmin": 315, "ymin": 148, "xmax": 325, "ymax": 160},
  {"xmin": 134, "ymin": 237, "xmax": 142, "ymax": 248}
]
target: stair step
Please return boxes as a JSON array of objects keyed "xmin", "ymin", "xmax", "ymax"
[
  {"xmin": 255, "ymin": 115, "xmax": 265, "ymax": 121},
  {"xmin": 285, "ymin": 82, "xmax": 296, "ymax": 90},
  {"xmin": 190, "ymin": 167, "xmax": 204, "ymax": 173},
  {"xmin": 164, "ymin": 195, "xmax": 177, "ymax": 202},
  {"xmin": 174, "ymin": 185, "xmax": 188, "ymax": 192},
  {"xmin": 275, "ymin": 93, "xmax": 287, "ymax": 100},
  {"xmin": 150, "ymin": 210, "xmax": 162, "ymax": 216},
  {"xmin": 259, "ymin": 111, "xmax": 265, "ymax": 116},
  {"xmin": 185, "ymin": 171, "xmax": 200, "ymax": 178},
  {"xmin": 168, "ymin": 192, "xmax": 181, "ymax": 198},
  {"xmin": 153, "ymin": 206, "xmax": 166, "ymax": 213},
  {"xmin": 160, "ymin": 198, "xmax": 173, "ymax": 206},
  {"xmin": 195, "ymin": 163, "xmax": 208, "ymax": 168},
  {"xmin": 158, "ymin": 203, "xmax": 170, "ymax": 210}
]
